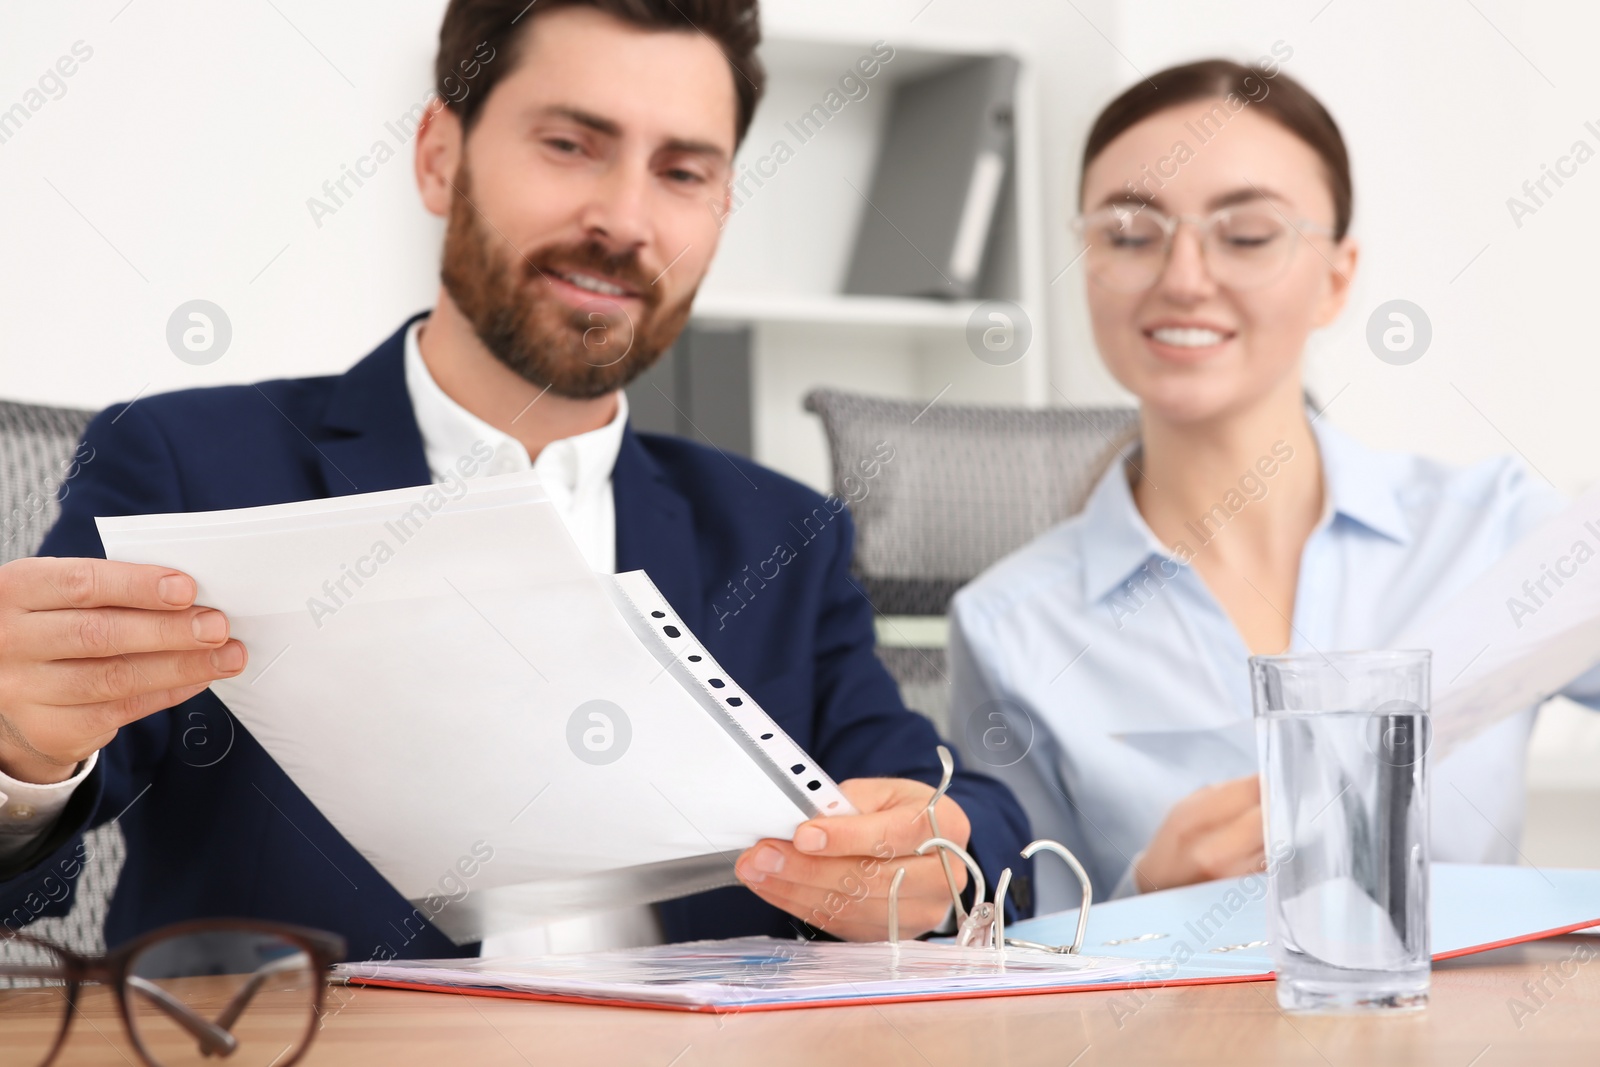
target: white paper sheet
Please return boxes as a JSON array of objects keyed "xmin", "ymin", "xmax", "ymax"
[
  {"xmin": 336, "ymin": 936, "xmax": 1163, "ymax": 1009},
  {"xmin": 97, "ymin": 473, "xmax": 851, "ymax": 944},
  {"xmin": 1394, "ymin": 481, "xmax": 1600, "ymax": 757}
]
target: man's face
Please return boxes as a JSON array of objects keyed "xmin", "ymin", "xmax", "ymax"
[{"xmin": 437, "ymin": 7, "xmax": 736, "ymax": 398}]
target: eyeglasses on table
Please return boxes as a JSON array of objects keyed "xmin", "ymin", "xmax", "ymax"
[{"xmin": 1, "ymin": 918, "xmax": 346, "ymax": 1067}]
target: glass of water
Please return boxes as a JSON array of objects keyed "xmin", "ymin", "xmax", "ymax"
[{"xmin": 1250, "ymin": 650, "xmax": 1431, "ymax": 1012}]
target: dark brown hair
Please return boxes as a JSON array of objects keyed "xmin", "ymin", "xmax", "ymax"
[
  {"xmin": 434, "ymin": 0, "xmax": 765, "ymax": 145},
  {"xmin": 1081, "ymin": 59, "xmax": 1352, "ymax": 239}
]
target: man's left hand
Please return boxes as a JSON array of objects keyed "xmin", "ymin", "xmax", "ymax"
[{"xmin": 734, "ymin": 777, "xmax": 971, "ymax": 941}]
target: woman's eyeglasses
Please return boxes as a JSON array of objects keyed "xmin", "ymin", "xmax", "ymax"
[
  {"xmin": 1, "ymin": 919, "xmax": 345, "ymax": 1067},
  {"xmin": 1072, "ymin": 202, "xmax": 1336, "ymax": 293}
]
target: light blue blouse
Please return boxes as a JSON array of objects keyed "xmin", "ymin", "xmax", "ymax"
[{"xmin": 949, "ymin": 419, "xmax": 1600, "ymax": 913}]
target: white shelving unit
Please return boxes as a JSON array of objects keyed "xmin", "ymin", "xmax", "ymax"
[
  {"xmin": 689, "ymin": 30, "xmax": 1052, "ymax": 492},
  {"xmin": 693, "ymin": 293, "xmax": 986, "ymax": 331}
]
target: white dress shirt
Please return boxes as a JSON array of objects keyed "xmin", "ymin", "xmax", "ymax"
[
  {"xmin": 0, "ymin": 754, "xmax": 97, "ymax": 862},
  {"xmin": 1, "ymin": 317, "xmax": 663, "ymax": 958},
  {"xmin": 951, "ymin": 419, "xmax": 1600, "ymax": 913},
  {"xmin": 404, "ymin": 318, "xmax": 665, "ymax": 957}
]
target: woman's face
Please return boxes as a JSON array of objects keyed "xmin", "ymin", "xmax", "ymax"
[{"xmin": 1079, "ymin": 102, "xmax": 1358, "ymax": 425}]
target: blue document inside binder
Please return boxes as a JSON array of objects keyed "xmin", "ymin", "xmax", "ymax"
[
  {"xmin": 1001, "ymin": 863, "xmax": 1600, "ymax": 983},
  {"xmin": 340, "ymin": 863, "xmax": 1600, "ymax": 1009}
]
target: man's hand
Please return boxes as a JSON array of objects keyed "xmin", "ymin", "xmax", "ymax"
[
  {"xmin": 1134, "ymin": 774, "xmax": 1264, "ymax": 893},
  {"xmin": 0, "ymin": 558, "xmax": 247, "ymax": 785},
  {"xmin": 734, "ymin": 777, "xmax": 971, "ymax": 941}
]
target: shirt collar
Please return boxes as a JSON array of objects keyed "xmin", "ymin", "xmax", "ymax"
[
  {"xmin": 1310, "ymin": 417, "xmax": 1411, "ymax": 545},
  {"xmin": 1077, "ymin": 417, "xmax": 1413, "ymax": 604},
  {"xmin": 1078, "ymin": 456, "xmax": 1175, "ymax": 604},
  {"xmin": 402, "ymin": 317, "xmax": 628, "ymax": 496}
]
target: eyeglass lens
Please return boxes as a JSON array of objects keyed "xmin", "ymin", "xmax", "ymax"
[
  {"xmin": 0, "ymin": 930, "xmax": 320, "ymax": 1067},
  {"xmin": 125, "ymin": 931, "xmax": 319, "ymax": 1067},
  {"xmin": 0, "ymin": 939, "xmax": 70, "ymax": 1067},
  {"xmin": 1081, "ymin": 205, "xmax": 1303, "ymax": 292}
]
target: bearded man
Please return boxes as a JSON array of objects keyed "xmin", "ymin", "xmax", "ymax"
[{"xmin": 0, "ymin": 0, "xmax": 1030, "ymax": 958}]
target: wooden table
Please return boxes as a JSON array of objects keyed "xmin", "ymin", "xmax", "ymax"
[{"xmin": 23, "ymin": 937, "xmax": 1600, "ymax": 1066}]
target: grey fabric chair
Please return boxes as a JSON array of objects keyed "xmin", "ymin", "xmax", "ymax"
[
  {"xmin": 804, "ymin": 388, "xmax": 1140, "ymax": 734},
  {"xmin": 0, "ymin": 399, "xmax": 124, "ymax": 956}
]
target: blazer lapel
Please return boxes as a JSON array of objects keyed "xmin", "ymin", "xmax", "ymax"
[
  {"xmin": 313, "ymin": 323, "xmax": 703, "ymax": 627},
  {"xmin": 314, "ymin": 313, "xmax": 433, "ymax": 497},
  {"xmin": 613, "ymin": 428, "xmax": 705, "ymax": 632}
]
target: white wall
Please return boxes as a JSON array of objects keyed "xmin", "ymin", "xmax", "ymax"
[
  {"xmin": 759, "ymin": 0, "xmax": 1600, "ymax": 495},
  {"xmin": 0, "ymin": 0, "xmax": 453, "ymax": 408},
  {"xmin": 1109, "ymin": 0, "xmax": 1600, "ymax": 500},
  {"xmin": 6, "ymin": 0, "xmax": 1599, "ymax": 493}
]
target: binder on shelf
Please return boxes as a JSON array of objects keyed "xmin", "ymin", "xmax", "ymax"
[
  {"xmin": 844, "ymin": 54, "xmax": 1020, "ymax": 301},
  {"xmin": 97, "ymin": 472, "xmax": 854, "ymax": 945}
]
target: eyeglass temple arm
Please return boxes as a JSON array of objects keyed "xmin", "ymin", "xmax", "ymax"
[
  {"xmin": 926, "ymin": 746, "xmax": 968, "ymax": 926},
  {"xmin": 126, "ymin": 953, "xmax": 309, "ymax": 1059},
  {"xmin": 126, "ymin": 976, "xmax": 238, "ymax": 1057},
  {"xmin": 210, "ymin": 954, "xmax": 313, "ymax": 1034}
]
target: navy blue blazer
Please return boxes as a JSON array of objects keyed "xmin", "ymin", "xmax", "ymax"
[{"xmin": 0, "ymin": 315, "xmax": 1031, "ymax": 957}]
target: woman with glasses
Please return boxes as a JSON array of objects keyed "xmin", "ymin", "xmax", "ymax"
[{"xmin": 949, "ymin": 60, "xmax": 1600, "ymax": 912}]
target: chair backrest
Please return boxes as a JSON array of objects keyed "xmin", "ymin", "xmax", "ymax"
[
  {"xmin": 0, "ymin": 399, "xmax": 125, "ymax": 956},
  {"xmin": 805, "ymin": 388, "xmax": 1139, "ymax": 613},
  {"xmin": 804, "ymin": 388, "xmax": 1139, "ymax": 733},
  {"xmin": 0, "ymin": 401, "xmax": 95, "ymax": 566}
]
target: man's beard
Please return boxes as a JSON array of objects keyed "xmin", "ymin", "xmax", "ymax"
[{"xmin": 439, "ymin": 164, "xmax": 695, "ymax": 400}]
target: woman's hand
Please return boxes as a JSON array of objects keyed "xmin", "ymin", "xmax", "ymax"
[{"xmin": 1135, "ymin": 774, "xmax": 1264, "ymax": 893}]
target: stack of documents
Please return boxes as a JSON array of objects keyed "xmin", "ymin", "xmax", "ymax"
[
  {"xmin": 98, "ymin": 473, "xmax": 853, "ymax": 944},
  {"xmin": 339, "ymin": 937, "xmax": 1160, "ymax": 1010},
  {"xmin": 335, "ymin": 864, "xmax": 1600, "ymax": 1010}
]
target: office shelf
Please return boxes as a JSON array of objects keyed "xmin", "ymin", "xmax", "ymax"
[
  {"xmin": 681, "ymin": 29, "xmax": 1051, "ymax": 492},
  {"xmin": 692, "ymin": 292, "xmax": 984, "ymax": 331}
]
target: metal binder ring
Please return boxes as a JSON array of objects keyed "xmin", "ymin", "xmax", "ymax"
[
  {"xmin": 926, "ymin": 746, "xmax": 968, "ymax": 926},
  {"xmin": 993, "ymin": 867, "xmax": 1014, "ymax": 958},
  {"xmin": 886, "ymin": 867, "xmax": 907, "ymax": 944},
  {"xmin": 886, "ymin": 837, "xmax": 985, "ymax": 944},
  {"xmin": 1003, "ymin": 839, "xmax": 1093, "ymax": 955}
]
